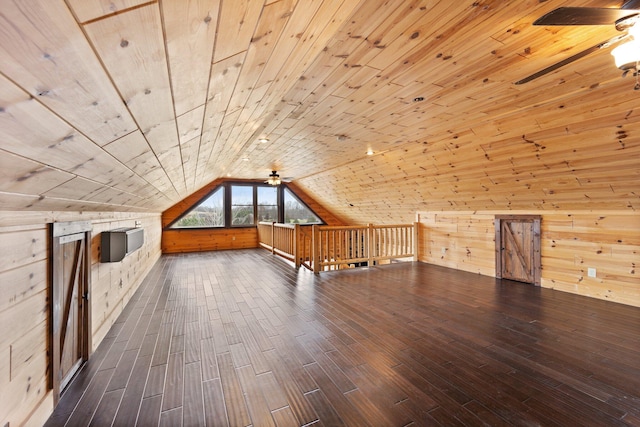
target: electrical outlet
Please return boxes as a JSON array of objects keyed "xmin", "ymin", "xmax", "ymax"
[
  {"xmin": 587, "ymin": 268, "xmax": 596, "ymax": 278},
  {"xmin": 232, "ymin": 236, "xmax": 236, "ymax": 241}
]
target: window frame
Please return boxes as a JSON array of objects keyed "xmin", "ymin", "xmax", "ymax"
[
  {"xmin": 256, "ymin": 185, "xmax": 279, "ymax": 223},
  {"xmin": 167, "ymin": 185, "xmax": 226, "ymax": 229},
  {"xmin": 282, "ymin": 186, "xmax": 323, "ymax": 225},
  {"xmin": 165, "ymin": 181, "xmax": 325, "ymax": 230},
  {"xmin": 228, "ymin": 183, "xmax": 257, "ymax": 228}
]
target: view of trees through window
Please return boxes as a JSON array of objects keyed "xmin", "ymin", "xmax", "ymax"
[
  {"xmin": 284, "ymin": 188, "xmax": 322, "ymax": 224},
  {"xmin": 172, "ymin": 187, "xmax": 224, "ymax": 228},
  {"xmin": 258, "ymin": 186, "xmax": 278, "ymax": 222},
  {"xmin": 231, "ymin": 185, "xmax": 254, "ymax": 225},
  {"xmin": 169, "ymin": 183, "xmax": 322, "ymax": 228}
]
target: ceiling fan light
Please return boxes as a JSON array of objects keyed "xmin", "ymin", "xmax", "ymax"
[
  {"xmin": 611, "ymin": 40, "xmax": 640, "ymax": 69},
  {"xmin": 266, "ymin": 170, "xmax": 281, "ymax": 186}
]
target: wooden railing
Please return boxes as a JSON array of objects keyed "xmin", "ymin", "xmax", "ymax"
[
  {"xmin": 257, "ymin": 222, "xmax": 299, "ymax": 264},
  {"xmin": 258, "ymin": 222, "xmax": 418, "ymax": 273}
]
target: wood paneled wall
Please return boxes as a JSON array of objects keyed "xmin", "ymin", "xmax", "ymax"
[
  {"xmin": 417, "ymin": 210, "xmax": 639, "ymax": 308},
  {"xmin": 0, "ymin": 211, "xmax": 161, "ymax": 427},
  {"xmin": 162, "ymin": 227, "xmax": 258, "ymax": 254}
]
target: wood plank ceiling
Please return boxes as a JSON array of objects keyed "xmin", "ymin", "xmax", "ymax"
[{"xmin": 0, "ymin": 0, "xmax": 638, "ymax": 221}]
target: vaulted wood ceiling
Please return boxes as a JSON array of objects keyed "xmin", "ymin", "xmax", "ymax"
[{"xmin": 1, "ymin": 0, "xmax": 638, "ymax": 222}]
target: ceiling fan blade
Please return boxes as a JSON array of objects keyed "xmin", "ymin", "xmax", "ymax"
[
  {"xmin": 622, "ymin": 0, "xmax": 640, "ymax": 10},
  {"xmin": 515, "ymin": 34, "xmax": 629, "ymax": 85},
  {"xmin": 514, "ymin": 42, "xmax": 606, "ymax": 85},
  {"xmin": 533, "ymin": 7, "xmax": 636, "ymax": 26}
]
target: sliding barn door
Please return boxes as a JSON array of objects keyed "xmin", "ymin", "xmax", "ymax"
[
  {"xmin": 495, "ymin": 216, "xmax": 541, "ymax": 286},
  {"xmin": 51, "ymin": 221, "xmax": 92, "ymax": 404}
]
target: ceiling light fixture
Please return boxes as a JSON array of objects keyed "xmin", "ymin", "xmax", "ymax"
[
  {"xmin": 265, "ymin": 170, "xmax": 281, "ymax": 186},
  {"xmin": 366, "ymin": 149, "xmax": 374, "ymax": 156},
  {"xmin": 258, "ymin": 138, "xmax": 269, "ymax": 143},
  {"xmin": 611, "ymin": 17, "xmax": 640, "ymax": 89}
]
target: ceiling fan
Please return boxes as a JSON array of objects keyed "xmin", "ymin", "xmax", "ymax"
[
  {"xmin": 515, "ymin": 0, "xmax": 640, "ymax": 85},
  {"xmin": 264, "ymin": 170, "xmax": 294, "ymax": 186},
  {"xmin": 265, "ymin": 170, "xmax": 282, "ymax": 186}
]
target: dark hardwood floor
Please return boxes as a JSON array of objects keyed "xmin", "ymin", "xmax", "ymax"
[{"xmin": 46, "ymin": 249, "xmax": 640, "ymax": 426}]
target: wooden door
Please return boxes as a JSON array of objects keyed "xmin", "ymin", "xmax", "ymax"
[
  {"xmin": 495, "ymin": 216, "xmax": 541, "ymax": 286},
  {"xmin": 51, "ymin": 221, "xmax": 92, "ymax": 404}
]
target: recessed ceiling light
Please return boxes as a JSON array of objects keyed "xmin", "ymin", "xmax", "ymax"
[
  {"xmin": 336, "ymin": 134, "xmax": 347, "ymax": 142},
  {"xmin": 258, "ymin": 138, "xmax": 269, "ymax": 143},
  {"xmin": 366, "ymin": 149, "xmax": 374, "ymax": 156},
  {"xmin": 242, "ymin": 157, "xmax": 249, "ymax": 161},
  {"xmin": 413, "ymin": 96, "xmax": 425, "ymax": 102}
]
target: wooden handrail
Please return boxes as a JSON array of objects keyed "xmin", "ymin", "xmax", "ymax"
[{"xmin": 258, "ymin": 222, "xmax": 418, "ymax": 273}]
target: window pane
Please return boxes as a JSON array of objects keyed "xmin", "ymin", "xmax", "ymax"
[
  {"xmin": 231, "ymin": 185, "xmax": 254, "ymax": 225},
  {"xmin": 232, "ymin": 185, "xmax": 253, "ymax": 204},
  {"xmin": 284, "ymin": 188, "xmax": 322, "ymax": 224},
  {"xmin": 171, "ymin": 187, "xmax": 224, "ymax": 228},
  {"xmin": 257, "ymin": 186, "xmax": 278, "ymax": 222}
]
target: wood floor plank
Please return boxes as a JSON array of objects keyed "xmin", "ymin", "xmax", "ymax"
[
  {"xmin": 304, "ymin": 362, "xmax": 371, "ymax": 427},
  {"xmin": 64, "ymin": 368, "xmax": 114, "ymax": 426},
  {"xmin": 112, "ymin": 354, "xmax": 153, "ymax": 426},
  {"xmin": 237, "ymin": 324, "xmax": 271, "ymax": 374},
  {"xmin": 256, "ymin": 371, "xmax": 289, "ymax": 412},
  {"xmin": 43, "ymin": 336, "xmax": 117, "ymax": 426},
  {"xmin": 105, "ymin": 348, "xmax": 138, "ymax": 392},
  {"xmin": 218, "ymin": 351, "xmax": 252, "ymax": 426},
  {"xmin": 45, "ymin": 250, "xmax": 640, "ymax": 427},
  {"xmin": 341, "ymin": 364, "xmax": 413, "ymax": 425},
  {"xmin": 271, "ymin": 406, "xmax": 299, "ymax": 427},
  {"xmin": 305, "ymin": 389, "xmax": 346, "ymax": 427},
  {"xmin": 151, "ymin": 323, "xmax": 173, "ymax": 367},
  {"xmin": 262, "ymin": 349, "xmax": 319, "ymax": 426},
  {"xmin": 138, "ymin": 395, "xmax": 162, "ymax": 426},
  {"xmin": 140, "ymin": 333, "xmax": 159, "ymax": 358},
  {"xmin": 185, "ymin": 320, "xmax": 201, "ymax": 363},
  {"xmin": 236, "ymin": 364, "xmax": 277, "ymax": 427},
  {"xmin": 98, "ymin": 339, "xmax": 127, "ymax": 371},
  {"xmin": 203, "ymin": 378, "xmax": 229, "ymax": 427},
  {"xmin": 183, "ymin": 361, "xmax": 205, "ymax": 426},
  {"xmin": 144, "ymin": 363, "xmax": 166, "ymax": 398},
  {"xmin": 297, "ymin": 333, "xmax": 356, "ymax": 394},
  {"xmin": 161, "ymin": 351, "xmax": 184, "ymax": 411},
  {"xmin": 200, "ymin": 337, "xmax": 219, "ymax": 381},
  {"xmin": 88, "ymin": 389, "xmax": 124, "ymax": 427},
  {"xmin": 159, "ymin": 407, "xmax": 182, "ymax": 427},
  {"xmin": 267, "ymin": 337, "xmax": 318, "ymax": 395}
]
